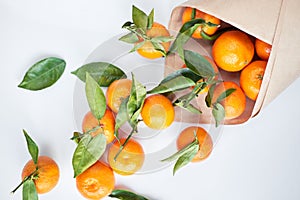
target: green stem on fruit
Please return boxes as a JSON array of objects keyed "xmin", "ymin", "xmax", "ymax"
[{"xmin": 11, "ymin": 168, "xmax": 39, "ymax": 194}]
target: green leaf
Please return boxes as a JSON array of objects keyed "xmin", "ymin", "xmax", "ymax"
[
  {"xmin": 173, "ymin": 143, "xmax": 199, "ymax": 175},
  {"xmin": 71, "ymin": 62, "xmax": 126, "ymax": 87},
  {"xmin": 22, "ymin": 179, "xmax": 38, "ymax": 200},
  {"xmin": 168, "ymin": 18, "xmax": 205, "ymax": 56},
  {"xmin": 212, "ymin": 103, "xmax": 225, "ymax": 127},
  {"xmin": 151, "ymin": 36, "xmax": 174, "ymax": 43},
  {"xmin": 184, "ymin": 50, "xmax": 215, "ymax": 78},
  {"xmin": 121, "ymin": 21, "xmax": 134, "ymax": 29},
  {"xmin": 162, "ymin": 68, "xmax": 202, "ymax": 84},
  {"xmin": 72, "ymin": 134, "xmax": 106, "ymax": 177},
  {"xmin": 114, "ymin": 97, "xmax": 129, "ymax": 140},
  {"xmin": 175, "ymin": 101, "xmax": 202, "ymax": 115},
  {"xmin": 161, "ymin": 139, "xmax": 198, "ymax": 163},
  {"xmin": 216, "ymin": 88, "xmax": 236, "ymax": 103},
  {"xmin": 127, "ymin": 73, "xmax": 146, "ymax": 125},
  {"xmin": 109, "ymin": 189, "xmax": 149, "ymax": 200},
  {"xmin": 205, "ymin": 83, "xmax": 216, "ymax": 107},
  {"xmin": 85, "ymin": 73, "xmax": 106, "ymax": 120},
  {"xmin": 130, "ymin": 41, "xmax": 146, "ymax": 53},
  {"xmin": 147, "ymin": 8, "xmax": 154, "ymax": 30},
  {"xmin": 23, "ymin": 130, "xmax": 39, "ymax": 165},
  {"xmin": 151, "ymin": 41, "xmax": 167, "ymax": 57},
  {"xmin": 18, "ymin": 57, "xmax": 65, "ymax": 91},
  {"xmin": 119, "ymin": 32, "xmax": 139, "ymax": 44},
  {"xmin": 132, "ymin": 5, "xmax": 148, "ymax": 30},
  {"xmin": 148, "ymin": 76, "xmax": 195, "ymax": 94}
]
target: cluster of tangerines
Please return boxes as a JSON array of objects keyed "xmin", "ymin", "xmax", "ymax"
[{"xmin": 13, "ymin": 5, "xmax": 273, "ymax": 200}]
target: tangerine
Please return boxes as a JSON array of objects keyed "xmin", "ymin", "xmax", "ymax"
[
  {"xmin": 141, "ymin": 94, "xmax": 175, "ymax": 129},
  {"xmin": 255, "ymin": 38, "xmax": 272, "ymax": 60},
  {"xmin": 240, "ymin": 60, "xmax": 267, "ymax": 101},
  {"xmin": 177, "ymin": 126, "xmax": 213, "ymax": 162},
  {"xmin": 106, "ymin": 79, "xmax": 132, "ymax": 113},
  {"xmin": 212, "ymin": 81, "xmax": 246, "ymax": 120},
  {"xmin": 212, "ymin": 30, "xmax": 254, "ymax": 72},
  {"xmin": 136, "ymin": 22, "xmax": 171, "ymax": 59},
  {"xmin": 76, "ymin": 161, "xmax": 115, "ymax": 199},
  {"xmin": 21, "ymin": 156, "xmax": 59, "ymax": 194},
  {"xmin": 182, "ymin": 7, "xmax": 221, "ymax": 39},
  {"xmin": 108, "ymin": 138, "xmax": 145, "ymax": 176},
  {"xmin": 82, "ymin": 108, "xmax": 115, "ymax": 143}
]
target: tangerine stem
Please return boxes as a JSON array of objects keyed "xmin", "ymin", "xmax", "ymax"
[{"xmin": 10, "ymin": 168, "xmax": 38, "ymax": 194}]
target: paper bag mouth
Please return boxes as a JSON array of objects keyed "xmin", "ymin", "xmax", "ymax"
[{"xmin": 165, "ymin": 0, "xmax": 300, "ymax": 124}]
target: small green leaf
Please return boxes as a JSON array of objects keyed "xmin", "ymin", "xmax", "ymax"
[
  {"xmin": 161, "ymin": 68, "xmax": 202, "ymax": 84},
  {"xmin": 23, "ymin": 130, "xmax": 39, "ymax": 165},
  {"xmin": 184, "ymin": 50, "xmax": 215, "ymax": 78},
  {"xmin": 148, "ymin": 76, "xmax": 195, "ymax": 94},
  {"xmin": 85, "ymin": 73, "xmax": 106, "ymax": 120},
  {"xmin": 216, "ymin": 88, "xmax": 236, "ymax": 103},
  {"xmin": 71, "ymin": 62, "xmax": 126, "ymax": 86},
  {"xmin": 191, "ymin": 8, "xmax": 196, "ymax": 19},
  {"xmin": 212, "ymin": 103, "xmax": 225, "ymax": 127},
  {"xmin": 18, "ymin": 57, "xmax": 65, "ymax": 91},
  {"xmin": 205, "ymin": 83, "xmax": 216, "ymax": 107},
  {"xmin": 151, "ymin": 41, "xmax": 167, "ymax": 57},
  {"xmin": 161, "ymin": 139, "xmax": 198, "ymax": 163},
  {"xmin": 151, "ymin": 36, "xmax": 174, "ymax": 43},
  {"xmin": 132, "ymin": 5, "xmax": 148, "ymax": 30},
  {"xmin": 175, "ymin": 101, "xmax": 202, "ymax": 115},
  {"xmin": 127, "ymin": 73, "xmax": 146, "ymax": 125},
  {"xmin": 22, "ymin": 179, "xmax": 38, "ymax": 200},
  {"xmin": 147, "ymin": 9, "xmax": 154, "ymax": 30},
  {"xmin": 173, "ymin": 143, "xmax": 199, "ymax": 175},
  {"xmin": 130, "ymin": 41, "xmax": 146, "ymax": 53},
  {"xmin": 72, "ymin": 134, "xmax": 106, "ymax": 177},
  {"xmin": 114, "ymin": 97, "xmax": 129, "ymax": 140},
  {"xmin": 119, "ymin": 32, "xmax": 139, "ymax": 44},
  {"xmin": 109, "ymin": 189, "xmax": 149, "ymax": 200},
  {"xmin": 121, "ymin": 21, "xmax": 134, "ymax": 29}
]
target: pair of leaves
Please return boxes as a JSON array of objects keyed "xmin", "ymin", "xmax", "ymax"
[
  {"xmin": 205, "ymin": 84, "xmax": 236, "ymax": 127},
  {"xmin": 109, "ymin": 189, "xmax": 148, "ymax": 200},
  {"xmin": 11, "ymin": 131, "xmax": 39, "ymax": 200},
  {"xmin": 72, "ymin": 134, "xmax": 106, "ymax": 177},
  {"xmin": 161, "ymin": 136, "xmax": 199, "ymax": 175},
  {"xmin": 18, "ymin": 57, "xmax": 66, "ymax": 91},
  {"xmin": 71, "ymin": 62, "xmax": 126, "ymax": 87}
]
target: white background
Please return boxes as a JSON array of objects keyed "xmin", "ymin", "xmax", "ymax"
[{"xmin": 1, "ymin": 0, "xmax": 300, "ymax": 200}]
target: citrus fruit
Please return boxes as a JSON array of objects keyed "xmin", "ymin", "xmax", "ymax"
[
  {"xmin": 240, "ymin": 60, "xmax": 267, "ymax": 101},
  {"xmin": 182, "ymin": 56, "xmax": 219, "ymax": 93},
  {"xmin": 82, "ymin": 108, "xmax": 115, "ymax": 143},
  {"xmin": 177, "ymin": 126, "xmax": 213, "ymax": 162},
  {"xmin": 21, "ymin": 156, "xmax": 59, "ymax": 194},
  {"xmin": 76, "ymin": 161, "xmax": 115, "ymax": 200},
  {"xmin": 212, "ymin": 81, "xmax": 246, "ymax": 119},
  {"xmin": 141, "ymin": 94, "xmax": 175, "ymax": 129},
  {"xmin": 182, "ymin": 7, "xmax": 221, "ymax": 39},
  {"xmin": 136, "ymin": 22, "xmax": 171, "ymax": 59},
  {"xmin": 212, "ymin": 30, "xmax": 254, "ymax": 72},
  {"xmin": 255, "ymin": 38, "xmax": 272, "ymax": 60},
  {"xmin": 106, "ymin": 79, "xmax": 132, "ymax": 113},
  {"xmin": 108, "ymin": 138, "xmax": 145, "ymax": 176}
]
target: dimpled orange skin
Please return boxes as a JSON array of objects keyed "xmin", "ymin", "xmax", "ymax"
[
  {"xmin": 182, "ymin": 7, "xmax": 221, "ymax": 39},
  {"xmin": 212, "ymin": 81, "xmax": 246, "ymax": 120},
  {"xmin": 21, "ymin": 156, "xmax": 60, "ymax": 194},
  {"xmin": 106, "ymin": 79, "xmax": 132, "ymax": 113},
  {"xmin": 240, "ymin": 60, "xmax": 267, "ymax": 101},
  {"xmin": 177, "ymin": 126, "xmax": 213, "ymax": 162},
  {"xmin": 76, "ymin": 161, "xmax": 115, "ymax": 200},
  {"xmin": 212, "ymin": 30, "xmax": 254, "ymax": 72},
  {"xmin": 141, "ymin": 94, "xmax": 175, "ymax": 130},
  {"xmin": 136, "ymin": 22, "xmax": 171, "ymax": 59},
  {"xmin": 108, "ymin": 138, "xmax": 145, "ymax": 176},
  {"xmin": 82, "ymin": 109, "xmax": 115, "ymax": 143},
  {"xmin": 255, "ymin": 38, "xmax": 272, "ymax": 60}
]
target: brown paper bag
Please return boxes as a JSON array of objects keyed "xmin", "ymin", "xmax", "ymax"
[{"xmin": 166, "ymin": 0, "xmax": 300, "ymax": 124}]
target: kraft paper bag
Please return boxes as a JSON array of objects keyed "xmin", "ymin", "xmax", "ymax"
[{"xmin": 166, "ymin": 0, "xmax": 300, "ymax": 124}]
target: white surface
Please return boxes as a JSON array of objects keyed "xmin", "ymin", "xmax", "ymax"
[{"xmin": 1, "ymin": 0, "xmax": 300, "ymax": 200}]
